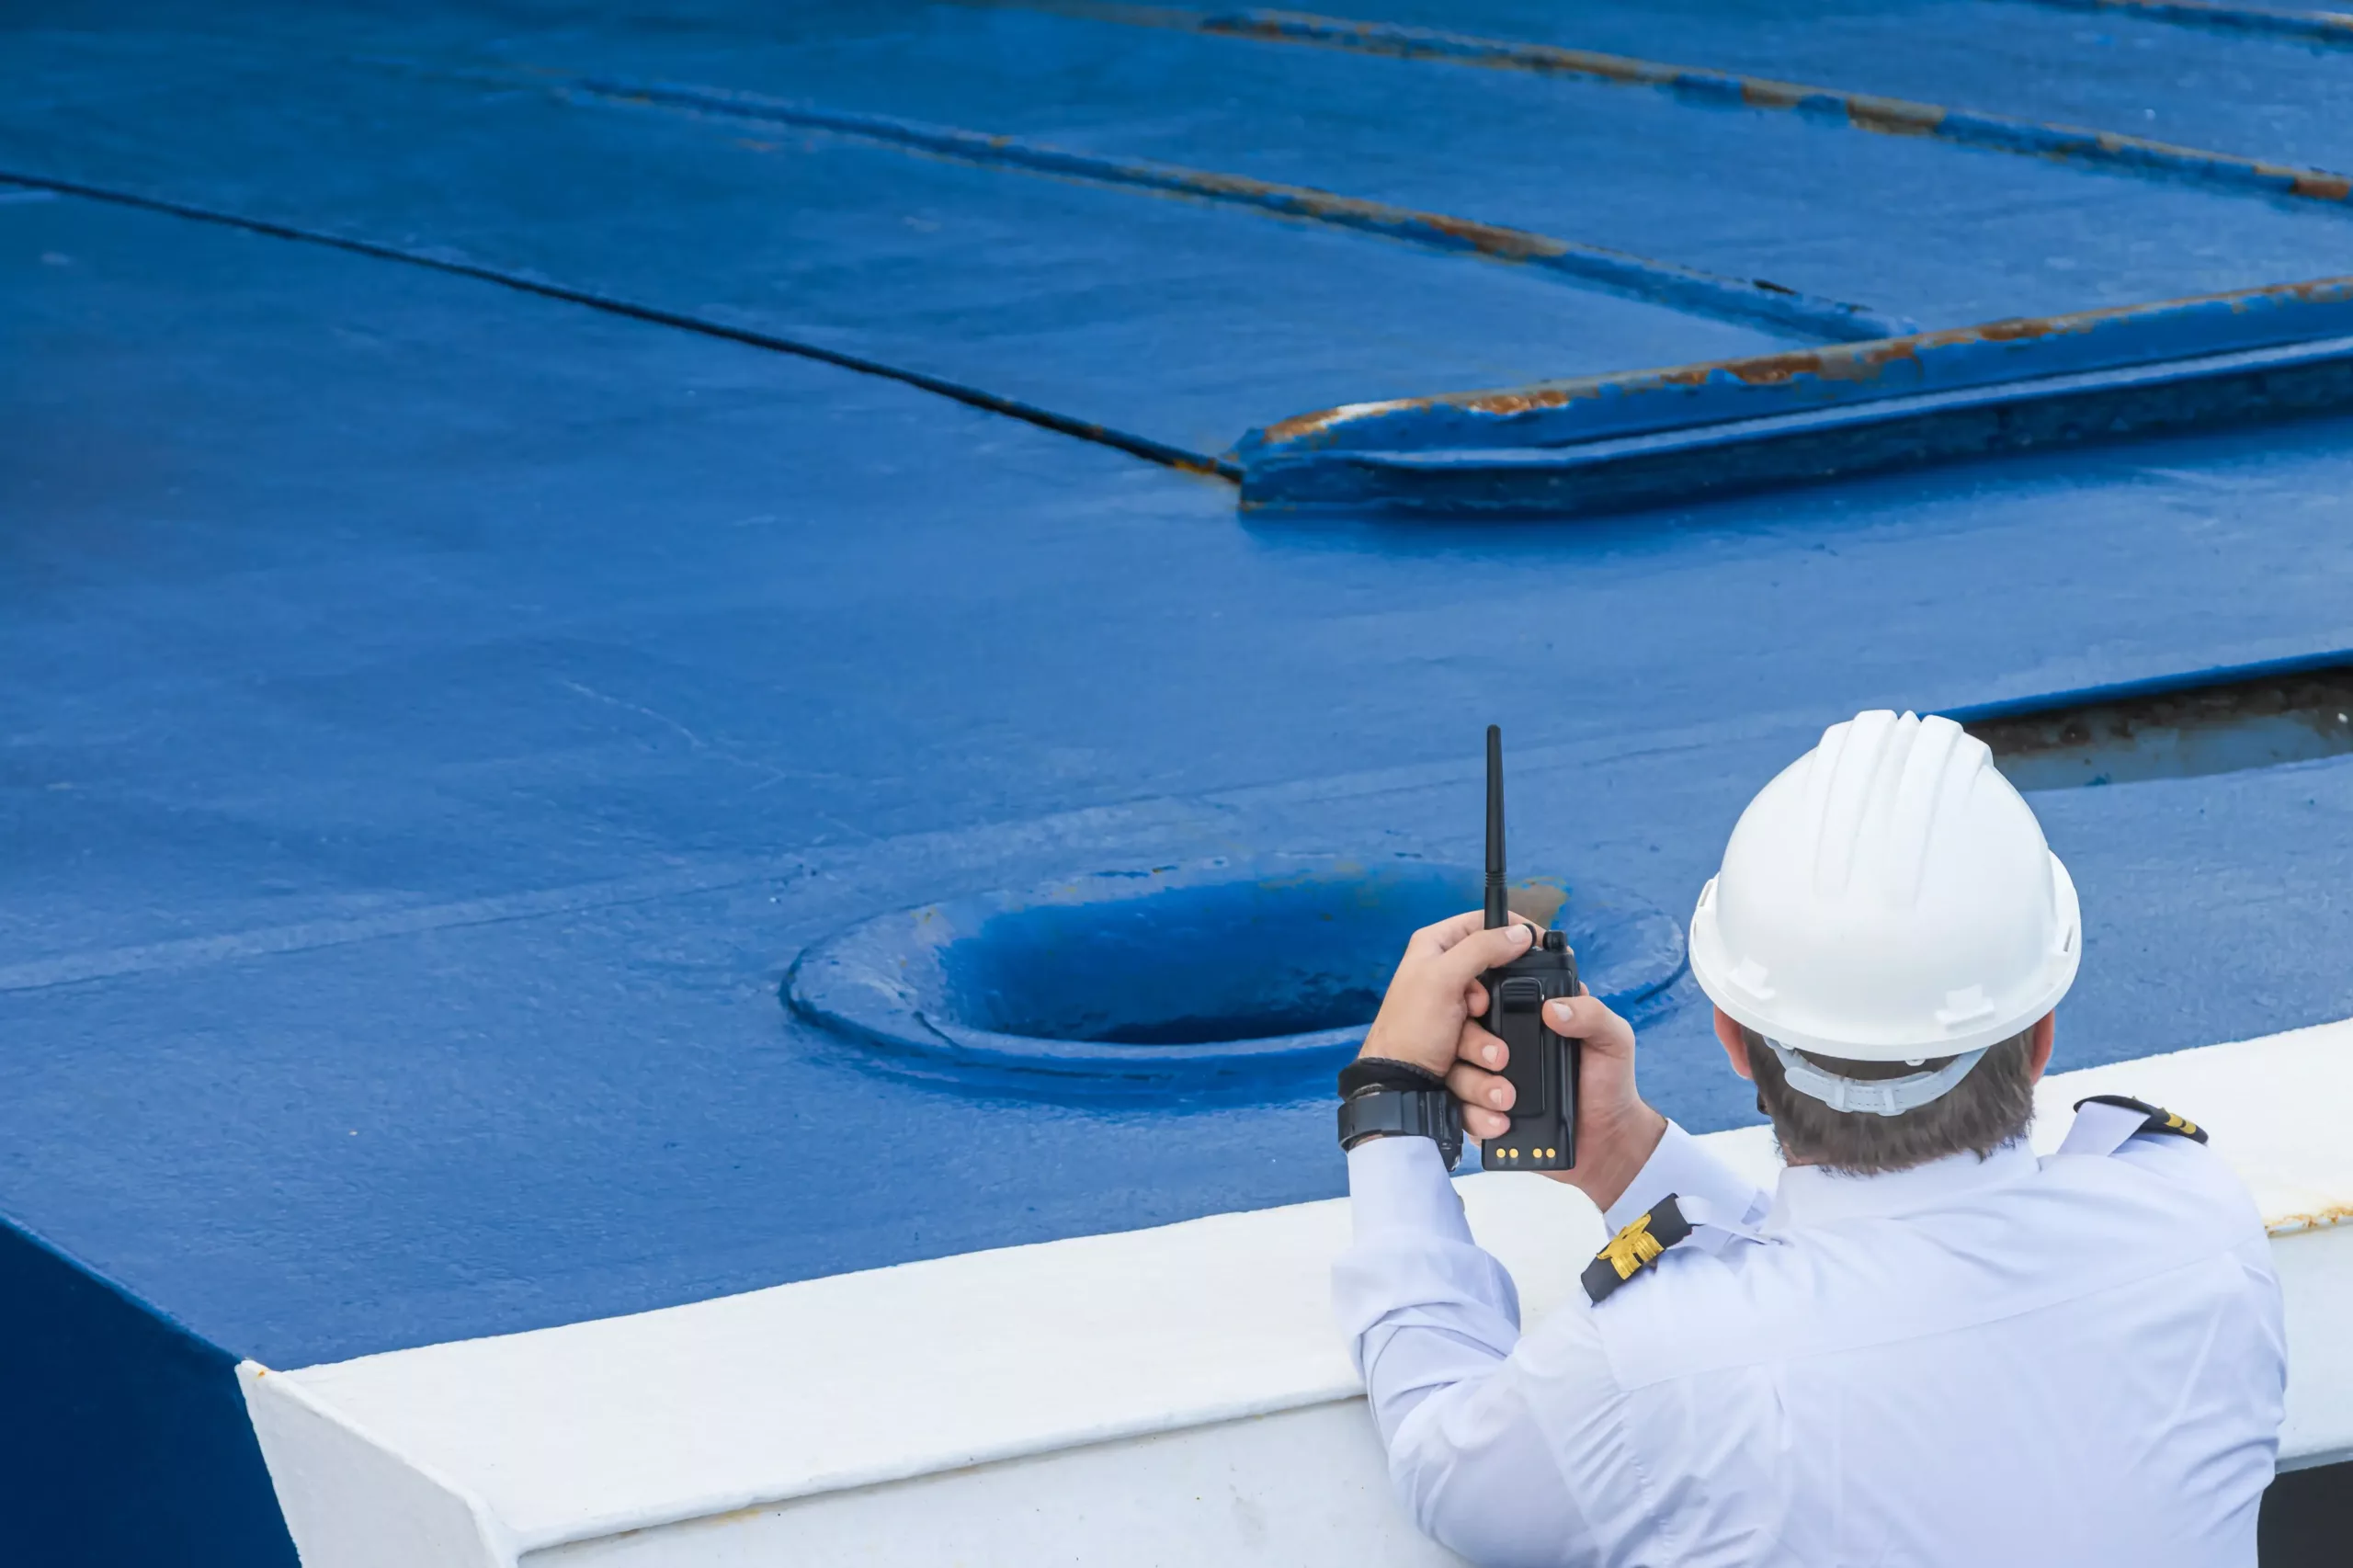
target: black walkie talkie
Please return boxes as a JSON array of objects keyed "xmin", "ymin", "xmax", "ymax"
[{"xmin": 1478, "ymin": 726, "xmax": 1581, "ymax": 1172}]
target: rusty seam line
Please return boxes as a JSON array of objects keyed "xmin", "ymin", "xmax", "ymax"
[
  {"xmin": 1241, "ymin": 272, "xmax": 2353, "ymax": 449},
  {"xmin": 1123, "ymin": 7, "xmax": 2353, "ymax": 204},
  {"xmin": 568, "ymin": 76, "xmax": 1916, "ymax": 343},
  {"xmin": 1236, "ymin": 341, "xmax": 2353, "ymax": 513},
  {"xmin": 1285, "ymin": 333, "xmax": 2353, "ymax": 464},
  {"xmin": 2016, "ymin": 0, "xmax": 2353, "ymax": 45},
  {"xmin": 0, "ymin": 169, "xmax": 1240, "ymax": 482}
]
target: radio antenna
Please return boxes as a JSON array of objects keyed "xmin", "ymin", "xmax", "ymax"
[{"xmin": 1484, "ymin": 724, "xmax": 1509, "ymax": 930}]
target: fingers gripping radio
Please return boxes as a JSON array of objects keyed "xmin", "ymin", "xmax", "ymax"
[{"xmin": 1477, "ymin": 726, "xmax": 1582, "ymax": 1172}]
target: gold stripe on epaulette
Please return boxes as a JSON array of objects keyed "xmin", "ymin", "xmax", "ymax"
[{"xmin": 1597, "ymin": 1213, "xmax": 1666, "ymax": 1282}]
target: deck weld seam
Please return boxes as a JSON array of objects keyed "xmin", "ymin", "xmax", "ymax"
[
  {"xmin": 0, "ymin": 170, "xmax": 1239, "ymax": 482},
  {"xmin": 2020, "ymin": 0, "xmax": 2353, "ymax": 46},
  {"xmin": 1039, "ymin": 3, "xmax": 2353, "ymax": 203},
  {"xmin": 569, "ymin": 75, "xmax": 1915, "ymax": 343}
]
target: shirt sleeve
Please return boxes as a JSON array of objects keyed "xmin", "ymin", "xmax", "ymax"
[
  {"xmin": 1334, "ymin": 1134, "xmax": 1513, "ymax": 1435},
  {"xmin": 1334, "ymin": 1124, "xmax": 1762, "ymax": 1567},
  {"xmin": 1332, "ymin": 1136, "xmax": 1596, "ymax": 1565}
]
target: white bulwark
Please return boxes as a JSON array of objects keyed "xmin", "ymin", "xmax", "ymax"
[{"xmin": 241, "ymin": 1018, "xmax": 2353, "ymax": 1567}]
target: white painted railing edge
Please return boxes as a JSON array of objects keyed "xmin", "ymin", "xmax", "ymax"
[
  {"xmin": 244, "ymin": 1018, "xmax": 2353, "ymax": 1566},
  {"xmin": 237, "ymin": 1360, "xmax": 521, "ymax": 1568}
]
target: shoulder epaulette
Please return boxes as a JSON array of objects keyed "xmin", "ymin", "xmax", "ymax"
[
  {"xmin": 1582, "ymin": 1194, "xmax": 1695, "ymax": 1304},
  {"xmin": 2074, "ymin": 1094, "xmax": 2208, "ymax": 1144}
]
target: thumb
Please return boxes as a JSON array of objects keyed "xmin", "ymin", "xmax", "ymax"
[{"xmin": 1545, "ymin": 991, "xmax": 1634, "ymax": 1059}]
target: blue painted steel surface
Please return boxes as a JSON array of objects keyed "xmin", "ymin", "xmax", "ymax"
[
  {"xmin": 11, "ymin": 180, "xmax": 2353, "ymax": 1353},
  {"xmin": 1945, "ymin": 647, "xmax": 2353, "ymax": 726},
  {"xmin": 5, "ymin": 0, "xmax": 2353, "ymax": 1556},
  {"xmin": 1240, "ymin": 342, "xmax": 2353, "ymax": 511},
  {"xmin": 16, "ymin": 4, "xmax": 2348, "ymax": 335},
  {"xmin": 576, "ymin": 76, "xmax": 1913, "ymax": 340},
  {"xmin": 0, "ymin": 1222, "xmax": 297, "ymax": 1566},
  {"xmin": 0, "ymin": 170, "xmax": 1236, "ymax": 478},
  {"xmin": 1098, "ymin": 6, "xmax": 2353, "ymax": 205},
  {"xmin": 2027, "ymin": 0, "xmax": 2353, "ymax": 45},
  {"xmin": 1237, "ymin": 279, "xmax": 2353, "ymax": 510},
  {"xmin": 0, "ymin": 15, "xmax": 1802, "ymax": 460},
  {"xmin": 1249, "ymin": 278, "xmax": 2353, "ymax": 452},
  {"xmin": 1297, "ymin": 0, "xmax": 2353, "ymax": 171},
  {"xmin": 786, "ymin": 857, "xmax": 1684, "ymax": 1091}
]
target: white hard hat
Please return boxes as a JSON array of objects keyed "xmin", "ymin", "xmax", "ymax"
[{"xmin": 1688, "ymin": 711, "xmax": 2079, "ymax": 1107}]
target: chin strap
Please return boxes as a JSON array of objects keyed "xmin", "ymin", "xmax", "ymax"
[{"xmin": 1768, "ymin": 1041, "xmax": 1989, "ymax": 1117}]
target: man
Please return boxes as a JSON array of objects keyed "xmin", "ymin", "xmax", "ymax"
[{"xmin": 1334, "ymin": 710, "xmax": 2285, "ymax": 1566}]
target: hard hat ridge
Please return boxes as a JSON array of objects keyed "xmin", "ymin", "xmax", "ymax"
[
  {"xmin": 1688, "ymin": 709, "xmax": 2081, "ymax": 1085},
  {"xmin": 1798, "ymin": 710, "xmax": 1990, "ymax": 909}
]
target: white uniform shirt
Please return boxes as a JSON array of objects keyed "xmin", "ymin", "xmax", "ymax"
[{"xmin": 1335, "ymin": 1117, "xmax": 2286, "ymax": 1567}]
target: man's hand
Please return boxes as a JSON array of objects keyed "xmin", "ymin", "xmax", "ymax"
[
  {"xmin": 1357, "ymin": 909, "xmax": 1537, "ymax": 1077},
  {"xmin": 1358, "ymin": 909, "xmax": 1666, "ymax": 1212}
]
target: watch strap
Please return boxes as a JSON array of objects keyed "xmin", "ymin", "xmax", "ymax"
[{"xmin": 1337, "ymin": 1085, "xmax": 1464, "ymax": 1169}]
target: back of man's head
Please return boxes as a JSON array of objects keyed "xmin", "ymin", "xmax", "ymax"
[
  {"xmin": 1688, "ymin": 710, "xmax": 2078, "ymax": 1174},
  {"xmin": 1741, "ymin": 1026, "xmax": 2037, "ymax": 1175}
]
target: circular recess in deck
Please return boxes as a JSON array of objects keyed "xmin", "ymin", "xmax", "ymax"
[{"xmin": 785, "ymin": 857, "xmax": 1686, "ymax": 1095}]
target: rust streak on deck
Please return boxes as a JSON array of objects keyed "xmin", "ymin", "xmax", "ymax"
[{"xmin": 1252, "ymin": 275, "xmax": 2353, "ymax": 447}]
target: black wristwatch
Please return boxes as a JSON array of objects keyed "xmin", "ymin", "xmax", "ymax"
[{"xmin": 1336, "ymin": 1057, "xmax": 1464, "ymax": 1169}]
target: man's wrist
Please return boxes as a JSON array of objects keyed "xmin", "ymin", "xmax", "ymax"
[
  {"xmin": 1597, "ymin": 1118, "xmax": 1764, "ymax": 1235},
  {"xmin": 1354, "ymin": 1031, "xmax": 1449, "ymax": 1077},
  {"xmin": 1550, "ymin": 1102, "xmax": 1667, "ymax": 1211},
  {"xmin": 1338, "ymin": 1056, "xmax": 1450, "ymax": 1096}
]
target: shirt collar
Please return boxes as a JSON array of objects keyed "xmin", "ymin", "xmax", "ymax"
[{"xmin": 1764, "ymin": 1139, "xmax": 2039, "ymax": 1233}]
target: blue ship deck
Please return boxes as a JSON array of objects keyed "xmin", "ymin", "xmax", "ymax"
[{"xmin": 4, "ymin": 2, "xmax": 2351, "ymax": 1560}]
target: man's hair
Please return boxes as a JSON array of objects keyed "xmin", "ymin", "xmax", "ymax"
[{"xmin": 1741, "ymin": 1026, "xmax": 2036, "ymax": 1176}]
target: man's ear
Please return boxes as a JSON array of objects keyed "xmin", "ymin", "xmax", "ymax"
[
  {"xmin": 1713, "ymin": 1007, "xmax": 1755, "ymax": 1082},
  {"xmin": 2027, "ymin": 1013, "xmax": 2056, "ymax": 1083}
]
